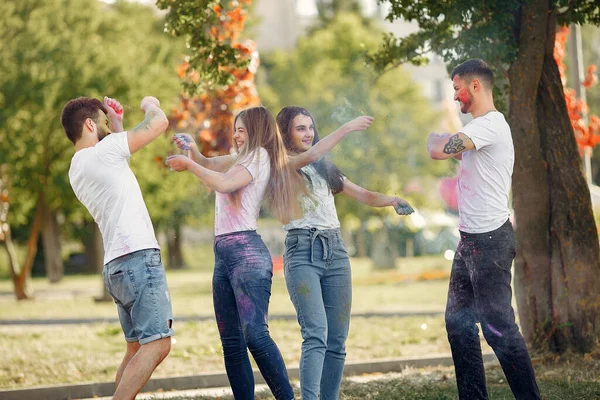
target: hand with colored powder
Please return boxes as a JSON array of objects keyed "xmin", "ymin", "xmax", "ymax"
[
  {"xmin": 172, "ymin": 133, "xmax": 197, "ymax": 152},
  {"xmin": 103, "ymin": 96, "xmax": 124, "ymax": 132},
  {"xmin": 392, "ymin": 197, "xmax": 415, "ymax": 215}
]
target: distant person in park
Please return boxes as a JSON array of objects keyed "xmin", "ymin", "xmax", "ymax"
[
  {"xmin": 427, "ymin": 58, "xmax": 541, "ymax": 399},
  {"xmin": 62, "ymin": 96, "xmax": 173, "ymax": 400},
  {"xmin": 276, "ymin": 106, "xmax": 414, "ymax": 400},
  {"xmin": 167, "ymin": 106, "xmax": 373, "ymax": 400}
]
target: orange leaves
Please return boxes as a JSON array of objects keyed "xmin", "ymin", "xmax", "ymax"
[
  {"xmin": 554, "ymin": 26, "xmax": 600, "ymax": 153},
  {"xmin": 583, "ymin": 65, "xmax": 598, "ymax": 89},
  {"xmin": 167, "ymin": 1, "xmax": 259, "ymax": 157}
]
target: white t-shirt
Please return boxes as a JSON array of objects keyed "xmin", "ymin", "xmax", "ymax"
[
  {"xmin": 69, "ymin": 132, "xmax": 159, "ymax": 264},
  {"xmin": 284, "ymin": 164, "xmax": 341, "ymax": 231},
  {"xmin": 458, "ymin": 111, "xmax": 514, "ymax": 233},
  {"xmin": 214, "ymin": 147, "xmax": 270, "ymax": 236}
]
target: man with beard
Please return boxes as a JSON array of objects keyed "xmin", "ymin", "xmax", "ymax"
[
  {"xmin": 426, "ymin": 59, "xmax": 541, "ymax": 400},
  {"xmin": 61, "ymin": 96, "xmax": 173, "ymax": 400}
]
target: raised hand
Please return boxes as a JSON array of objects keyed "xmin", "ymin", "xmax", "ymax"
[
  {"xmin": 391, "ymin": 197, "xmax": 415, "ymax": 215},
  {"xmin": 104, "ymin": 96, "xmax": 124, "ymax": 132},
  {"xmin": 166, "ymin": 155, "xmax": 191, "ymax": 172},
  {"xmin": 140, "ymin": 96, "xmax": 160, "ymax": 113},
  {"xmin": 172, "ymin": 133, "xmax": 197, "ymax": 152},
  {"xmin": 343, "ymin": 115, "xmax": 374, "ymax": 133}
]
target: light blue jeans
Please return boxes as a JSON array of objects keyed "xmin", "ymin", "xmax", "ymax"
[{"xmin": 284, "ymin": 228, "xmax": 352, "ymax": 400}]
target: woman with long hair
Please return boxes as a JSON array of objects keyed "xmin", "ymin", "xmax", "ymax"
[
  {"xmin": 166, "ymin": 106, "xmax": 372, "ymax": 400},
  {"xmin": 276, "ymin": 106, "xmax": 414, "ymax": 400}
]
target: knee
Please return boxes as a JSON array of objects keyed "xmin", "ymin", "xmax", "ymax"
[
  {"xmin": 157, "ymin": 337, "xmax": 172, "ymax": 360},
  {"xmin": 445, "ymin": 311, "xmax": 478, "ymax": 339},
  {"xmin": 243, "ymin": 324, "xmax": 271, "ymax": 351}
]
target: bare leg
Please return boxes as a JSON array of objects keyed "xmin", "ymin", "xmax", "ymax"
[
  {"xmin": 115, "ymin": 341, "xmax": 141, "ymax": 390},
  {"xmin": 112, "ymin": 337, "xmax": 171, "ymax": 400}
]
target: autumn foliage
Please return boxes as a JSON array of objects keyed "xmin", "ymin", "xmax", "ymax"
[
  {"xmin": 554, "ymin": 26, "xmax": 600, "ymax": 153},
  {"xmin": 168, "ymin": 0, "xmax": 260, "ymax": 157}
]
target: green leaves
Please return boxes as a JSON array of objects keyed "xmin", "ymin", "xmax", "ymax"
[{"xmin": 156, "ymin": 0, "xmax": 253, "ymax": 94}]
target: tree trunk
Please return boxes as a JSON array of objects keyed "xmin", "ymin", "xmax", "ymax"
[
  {"xmin": 355, "ymin": 226, "xmax": 367, "ymax": 257},
  {"xmin": 166, "ymin": 223, "xmax": 185, "ymax": 269},
  {"xmin": 535, "ymin": 17, "xmax": 600, "ymax": 353},
  {"xmin": 9, "ymin": 195, "xmax": 44, "ymax": 300},
  {"xmin": 509, "ymin": 2, "xmax": 600, "ymax": 353},
  {"xmin": 508, "ymin": 0, "xmax": 553, "ymax": 348},
  {"xmin": 41, "ymin": 193, "xmax": 63, "ymax": 283},
  {"xmin": 90, "ymin": 222, "xmax": 112, "ymax": 302},
  {"xmin": 371, "ymin": 227, "xmax": 398, "ymax": 269}
]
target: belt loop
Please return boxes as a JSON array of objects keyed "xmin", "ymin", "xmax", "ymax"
[{"xmin": 309, "ymin": 229, "xmax": 319, "ymax": 263}]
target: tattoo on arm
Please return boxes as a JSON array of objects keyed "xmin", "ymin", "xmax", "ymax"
[
  {"xmin": 131, "ymin": 110, "xmax": 158, "ymax": 134},
  {"xmin": 443, "ymin": 134, "xmax": 466, "ymax": 154}
]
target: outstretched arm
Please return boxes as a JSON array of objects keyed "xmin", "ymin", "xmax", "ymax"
[
  {"xmin": 126, "ymin": 97, "xmax": 169, "ymax": 154},
  {"xmin": 427, "ymin": 132, "xmax": 474, "ymax": 160},
  {"xmin": 166, "ymin": 155, "xmax": 252, "ymax": 194},
  {"xmin": 172, "ymin": 133, "xmax": 234, "ymax": 172},
  {"xmin": 342, "ymin": 179, "xmax": 414, "ymax": 215},
  {"xmin": 288, "ymin": 116, "xmax": 374, "ymax": 170}
]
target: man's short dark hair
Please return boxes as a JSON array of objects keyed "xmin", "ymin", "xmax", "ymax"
[
  {"xmin": 451, "ymin": 59, "xmax": 494, "ymax": 89},
  {"xmin": 61, "ymin": 97, "xmax": 108, "ymax": 144}
]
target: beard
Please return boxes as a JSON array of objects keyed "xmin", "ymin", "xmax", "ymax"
[
  {"xmin": 458, "ymin": 88, "xmax": 474, "ymax": 114},
  {"xmin": 96, "ymin": 128, "xmax": 111, "ymax": 141}
]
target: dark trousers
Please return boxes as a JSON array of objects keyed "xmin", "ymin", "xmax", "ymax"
[
  {"xmin": 213, "ymin": 230, "xmax": 294, "ymax": 400},
  {"xmin": 445, "ymin": 220, "xmax": 541, "ymax": 400}
]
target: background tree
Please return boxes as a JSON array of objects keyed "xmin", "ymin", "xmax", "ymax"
[
  {"xmin": 0, "ymin": 0, "xmax": 185, "ymax": 298},
  {"xmin": 160, "ymin": 0, "xmax": 261, "ymax": 268},
  {"xmin": 368, "ymin": 0, "xmax": 600, "ymax": 352},
  {"xmin": 258, "ymin": 12, "xmax": 450, "ymax": 265}
]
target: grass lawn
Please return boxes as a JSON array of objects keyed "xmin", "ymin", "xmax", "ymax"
[
  {"xmin": 0, "ymin": 252, "xmax": 450, "ymax": 320},
  {"xmin": 136, "ymin": 354, "xmax": 600, "ymax": 400}
]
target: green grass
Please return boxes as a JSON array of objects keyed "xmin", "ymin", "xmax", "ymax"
[
  {"xmin": 143, "ymin": 354, "xmax": 600, "ymax": 399},
  {"xmin": 0, "ymin": 315, "xmax": 472, "ymax": 389},
  {"xmin": 0, "ymin": 254, "xmax": 450, "ymax": 320}
]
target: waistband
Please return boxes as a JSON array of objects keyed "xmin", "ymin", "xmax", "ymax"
[
  {"xmin": 215, "ymin": 229, "xmax": 257, "ymax": 239},
  {"xmin": 459, "ymin": 219, "xmax": 512, "ymax": 239},
  {"xmin": 286, "ymin": 227, "xmax": 341, "ymax": 262},
  {"xmin": 105, "ymin": 248, "xmax": 159, "ymax": 267}
]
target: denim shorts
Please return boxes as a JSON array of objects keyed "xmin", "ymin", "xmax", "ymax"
[{"xmin": 103, "ymin": 248, "xmax": 175, "ymax": 344}]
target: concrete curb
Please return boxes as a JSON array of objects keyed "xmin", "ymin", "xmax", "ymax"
[
  {"xmin": 0, "ymin": 353, "xmax": 497, "ymax": 400},
  {"xmin": 2, "ymin": 311, "xmax": 443, "ymax": 326}
]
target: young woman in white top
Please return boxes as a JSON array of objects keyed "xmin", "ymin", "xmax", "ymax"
[
  {"xmin": 166, "ymin": 106, "xmax": 373, "ymax": 400},
  {"xmin": 276, "ymin": 106, "xmax": 413, "ymax": 400}
]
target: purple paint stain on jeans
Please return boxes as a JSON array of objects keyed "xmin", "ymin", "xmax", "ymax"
[{"xmin": 487, "ymin": 323, "xmax": 503, "ymax": 337}]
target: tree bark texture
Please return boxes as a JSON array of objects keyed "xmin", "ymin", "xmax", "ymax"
[
  {"xmin": 167, "ymin": 223, "xmax": 185, "ymax": 269},
  {"xmin": 509, "ymin": 1, "xmax": 600, "ymax": 352},
  {"xmin": 41, "ymin": 192, "xmax": 63, "ymax": 283}
]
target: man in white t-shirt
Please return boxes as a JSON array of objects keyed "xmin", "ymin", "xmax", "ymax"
[
  {"xmin": 427, "ymin": 59, "xmax": 541, "ymax": 400},
  {"xmin": 61, "ymin": 95, "xmax": 173, "ymax": 400}
]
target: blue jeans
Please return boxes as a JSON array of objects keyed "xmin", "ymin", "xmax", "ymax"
[
  {"xmin": 213, "ymin": 230, "xmax": 294, "ymax": 400},
  {"xmin": 446, "ymin": 220, "xmax": 541, "ymax": 399},
  {"xmin": 284, "ymin": 228, "xmax": 352, "ymax": 400},
  {"xmin": 103, "ymin": 248, "xmax": 175, "ymax": 344}
]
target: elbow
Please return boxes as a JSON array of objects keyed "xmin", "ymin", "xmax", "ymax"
[
  {"xmin": 429, "ymin": 149, "xmax": 446, "ymax": 160},
  {"xmin": 157, "ymin": 115, "xmax": 169, "ymax": 133}
]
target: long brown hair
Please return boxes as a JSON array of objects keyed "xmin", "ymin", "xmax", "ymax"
[
  {"xmin": 232, "ymin": 106, "xmax": 307, "ymax": 223},
  {"xmin": 276, "ymin": 106, "xmax": 345, "ymax": 194}
]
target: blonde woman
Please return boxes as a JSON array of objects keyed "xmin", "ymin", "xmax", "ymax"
[{"xmin": 167, "ymin": 106, "xmax": 372, "ymax": 399}]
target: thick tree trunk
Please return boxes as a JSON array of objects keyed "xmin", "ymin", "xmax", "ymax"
[
  {"xmin": 510, "ymin": 3, "xmax": 600, "ymax": 353},
  {"xmin": 536, "ymin": 18, "xmax": 600, "ymax": 353},
  {"xmin": 90, "ymin": 222, "xmax": 111, "ymax": 302},
  {"xmin": 41, "ymin": 193, "xmax": 63, "ymax": 283},
  {"xmin": 371, "ymin": 227, "xmax": 398, "ymax": 269},
  {"xmin": 166, "ymin": 223, "xmax": 185, "ymax": 269},
  {"xmin": 508, "ymin": 0, "xmax": 553, "ymax": 348}
]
